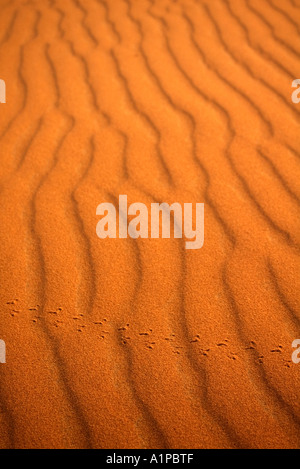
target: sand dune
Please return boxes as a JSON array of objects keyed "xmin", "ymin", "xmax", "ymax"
[{"xmin": 0, "ymin": 0, "xmax": 299, "ymax": 449}]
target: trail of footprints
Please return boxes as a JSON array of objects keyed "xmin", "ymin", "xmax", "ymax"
[{"xmin": 4, "ymin": 300, "xmax": 293, "ymax": 368}]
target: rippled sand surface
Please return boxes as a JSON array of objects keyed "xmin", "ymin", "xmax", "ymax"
[{"xmin": 0, "ymin": 0, "xmax": 299, "ymax": 449}]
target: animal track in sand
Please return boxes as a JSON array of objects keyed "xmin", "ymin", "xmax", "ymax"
[{"xmin": 3, "ymin": 299, "xmax": 296, "ymax": 368}]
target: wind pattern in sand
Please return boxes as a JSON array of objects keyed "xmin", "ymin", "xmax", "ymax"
[{"xmin": 0, "ymin": 0, "xmax": 299, "ymax": 449}]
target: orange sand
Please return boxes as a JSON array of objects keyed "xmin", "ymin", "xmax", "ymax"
[{"xmin": 0, "ymin": 0, "xmax": 299, "ymax": 449}]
